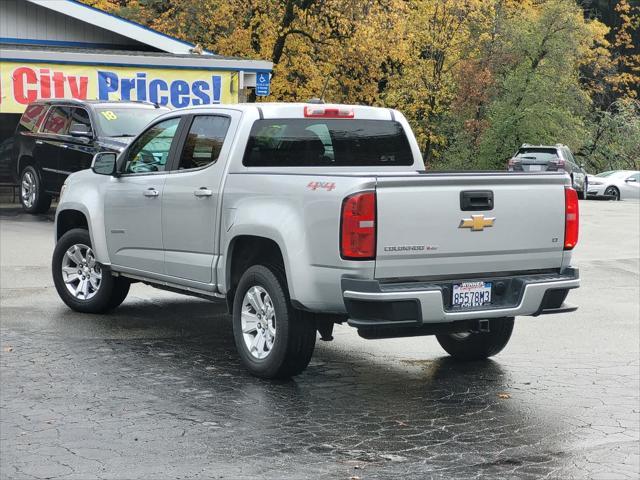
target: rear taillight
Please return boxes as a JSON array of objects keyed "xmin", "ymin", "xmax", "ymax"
[
  {"xmin": 340, "ymin": 191, "xmax": 376, "ymax": 260},
  {"xmin": 564, "ymin": 187, "xmax": 579, "ymax": 250},
  {"xmin": 507, "ymin": 158, "xmax": 517, "ymax": 168}
]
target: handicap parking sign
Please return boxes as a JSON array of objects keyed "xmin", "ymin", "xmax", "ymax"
[{"xmin": 255, "ymin": 71, "xmax": 271, "ymax": 96}]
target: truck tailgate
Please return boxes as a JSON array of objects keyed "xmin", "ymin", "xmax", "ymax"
[{"xmin": 374, "ymin": 173, "xmax": 567, "ymax": 279}]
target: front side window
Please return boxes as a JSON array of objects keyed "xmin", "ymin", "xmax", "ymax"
[
  {"xmin": 243, "ymin": 119, "xmax": 413, "ymax": 167},
  {"xmin": 123, "ymin": 117, "xmax": 180, "ymax": 174},
  {"xmin": 177, "ymin": 115, "xmax": 230, "ymax": 170},
  {"xmin": 68, "ymin": 107, "xmax": 92, "ymax": 135},
  {"xmin": 42, "ymin": 107, "xmax": 72, "ymax": 135}
]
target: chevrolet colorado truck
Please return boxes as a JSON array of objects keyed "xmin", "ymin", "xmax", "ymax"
[{"xmin": 52, "ymin": 103, "xmax": 580, "ymax": 379}]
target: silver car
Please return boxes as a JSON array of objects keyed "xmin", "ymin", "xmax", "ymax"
[
  {"xmin": 587, "ymin": 170, "xmax": 640, "ymax": 201},
  {"xmin": 52, "ymin": 103, "xmax": 581, "ymax": 378}
]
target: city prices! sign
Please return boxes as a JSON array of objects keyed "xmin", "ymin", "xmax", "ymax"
[{"xmin": 0, "ymin": 62, "xmax": 239, "ymax": 113}]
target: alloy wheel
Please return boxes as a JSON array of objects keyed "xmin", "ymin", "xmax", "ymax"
[
  {"xmin": 21, "ymin": 170, "xmax": 36, "ymax": 208},
  {"xmin": 241, "ymin": 286, "xmax": 276, "ymax": 359},
  {"xmin": 605, "ymin": 186, "xmax": 619, "ymax": 200},
  {"xmin": 61, "ymin": 244, "xmax": 102, "ymax": 300}
]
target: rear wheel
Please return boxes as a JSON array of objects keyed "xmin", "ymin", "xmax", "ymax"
[
  {"xmin": 578, "ymin": 177, "xmax": 587, "ymax": 199},
  {"xmin": 52, "ymin": 228, "xmax": 130, "ymax": 313},
  {"xmin": 20, "ymin": 166, "xmax": 51, "ymax": 214},
  {"xmin": 436, "ymin": 317, "xmax": 514, "ymax": 361},
  {"xmin": 604, "ymin": 186, "xmax": 620, "ymax": 201},
  {"xmin": 232, "ymin": 264, "xmax": 316, "ymax": 379}
]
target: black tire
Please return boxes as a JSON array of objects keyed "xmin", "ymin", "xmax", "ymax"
[
  {"xmin": 20, "ymin": 166, "xmax": 52, "ymax": 214},
  {"xmin": 578, "ymin": 177, "xmax": 587, "ymax": 199},
  {"xmin": 106, "ymin": 278, "xmax": 131, "ymax": 310},
  {"xmin": 605, "ymin": 186, "xmax": 620, "ymax": 201},
  {"xmin": 52, "ymin": 228, "xmax": 130, "ymax": 313},
  {"xmin": 232, "ymin": 264, "xmax": 316, "ymax": 379},
  {"xmin": 436, "ymin": 317, "xmax": 514, "ymax": 361}
]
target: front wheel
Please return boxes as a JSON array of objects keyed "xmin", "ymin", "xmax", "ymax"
[
  {"xmin": 604, "ymin": 186, "xmax": 620, "ymax": 201},
  {"xmin": 52, "ymin": 228, "xmax": 130, "ymax": 313},
  {"xmin": 232, "ymin": 264, "xmax": 316, "ymax": 379},
  {"xmin": 436, "ymin": 317, "xmax": 514, "ymax": 361}
]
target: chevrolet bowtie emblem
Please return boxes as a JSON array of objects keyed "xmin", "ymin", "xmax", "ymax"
[{"xmin": 459, "ymin": 215, "xmax": 495, "ymax": 231}]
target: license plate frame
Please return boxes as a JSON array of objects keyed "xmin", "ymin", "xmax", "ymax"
[{"xmin": 452, "ymin": 281, "xmax": 492, "ymax": 309}]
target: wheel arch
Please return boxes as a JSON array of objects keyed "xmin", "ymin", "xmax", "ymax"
[
  {"xmin": 55, "ymin": 204, "xmax": 110, "ymax": 265},
  {"xmin": 224, "ymin": 235, "xmax": 288, "ymax": 312},
  {"xmin": 56, "ymin": 209, "xmax": 89, "ymax": 240},
  {"xmin": 17, "ymin": 155, "xmax": 37, "ymax": 177}
]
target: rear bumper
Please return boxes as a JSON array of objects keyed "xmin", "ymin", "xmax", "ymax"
[{"xmin": 342, "ymin": 268, "xmax": 579, "ymax": 329}]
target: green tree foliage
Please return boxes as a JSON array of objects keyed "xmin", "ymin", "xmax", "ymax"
[
  {"xmin": 83, "ymin": 0, "xmax": 639, "ymax": 172},
  {"xmin": 579, "ymin": 99, "xmax": 640, "ymax": 170},
  {"xmin": 477, "ymin": 0, "xmax": 600, "ymax": 168}
]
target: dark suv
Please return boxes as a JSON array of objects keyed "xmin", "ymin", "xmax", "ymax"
[
  {"xmin": 508, "ymin": 144, "xmax": 588, "ymax": 198},
  {"xmin": 11, "ymin": 100, "xmax": 169, "ymax": 213}
]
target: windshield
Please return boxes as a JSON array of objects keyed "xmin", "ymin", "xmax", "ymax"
[
  {"xmin": 243, "ymin": 119, "xmax": 413, "ymax": 167},
  {"xmin": 595, "ymin": 171, "xmax": 617, "ymax": 177},
  {"xmin": 94, "ymin": 108, "xmax": 167, "ymax": 137}
]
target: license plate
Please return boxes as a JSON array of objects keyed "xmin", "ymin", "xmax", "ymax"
[
  {"xmin": 528, "ymin": 164, "xmax": 542, "ymax": 171},
  {"xmin": 452, "ymin": 282, "xmax": 492, "ymax": 309}
]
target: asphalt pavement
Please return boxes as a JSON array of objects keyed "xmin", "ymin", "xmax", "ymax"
[{"xmin": 1, "ymin": 200, "xmax": 638, "ymax": 479}]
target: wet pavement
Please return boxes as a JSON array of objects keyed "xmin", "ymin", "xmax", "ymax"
[{"xmin": 1, "ymin": 200, "xmax": 639, "ymax": 479}]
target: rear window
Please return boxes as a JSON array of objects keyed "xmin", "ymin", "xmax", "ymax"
[
  {"xmin": 243, "ymin": 119, "xmax": 413, "ymax": 167},
  {"xmin": 515, "ymin": 148, "xmax": 559, "ymax": 161},
  {"xmin": 17, "ymin": 104, "xmax": 48, "ymax": 133}
]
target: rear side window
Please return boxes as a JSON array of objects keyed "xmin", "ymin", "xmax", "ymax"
[
  {"xmin": 17, "ymin": 104, "xmax": 48, "ymax": 133},
  {"xmin": 515, "ymin": 148, "xmax": 559, "ymax": 161},
  {"xmin": 177, "ymin": 115, "xmax": 230, "ymax": 170},
  {"xmin": 243, "ymin": 119, "xmax": 413, "ymax": 167},
  {"xmin": 42, "ymin": 107, "xmax": 72, "ymax": 135}
]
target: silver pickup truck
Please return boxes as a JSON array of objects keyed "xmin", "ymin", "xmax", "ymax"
[{"xmin": 52, "ymin": 103, "xmax": 580, "ymax": 378}]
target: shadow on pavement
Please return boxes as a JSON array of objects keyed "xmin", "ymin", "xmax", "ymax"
[{"xmin": 20, "ymin": 295, "xmax": 570, "ymax": 479}]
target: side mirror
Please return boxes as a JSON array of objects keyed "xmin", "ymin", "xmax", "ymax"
[
  {"xmin": 579, "ymin": 163, "xmax": 585, "ymax": 169},
  {"xmin": 91, "ymin": 152, "xmax": 117, "ymax": 176},
  {"xmin": 69, "ymin": 122, "xmax": 92, "ymax": 138}
]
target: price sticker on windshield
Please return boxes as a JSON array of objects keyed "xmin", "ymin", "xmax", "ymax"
[{"xmin": 100, "ymin": 111, "xmax": 118, "ymax": 121}]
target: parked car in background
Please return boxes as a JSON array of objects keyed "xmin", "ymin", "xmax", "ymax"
[
  {"xmin": 587, "ymin": 170, "xmax": 640, "ymax": 201},
  {"xmin": 11, "ymin": 100, "xmax": 169, "ymax": 213},
  {"xmin": 508, "ymin": 144, "xmax": 588, "ymax": 198}
]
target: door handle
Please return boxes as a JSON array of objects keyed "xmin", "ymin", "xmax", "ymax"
[
  {"xmin": 35, "ymin": 140, "xmax": 44, "ymax": 145},
  {"xmin": 143, "ymin": 188, "xmax": 159, "ymax": 198},
  {"xmin": 194, "ymin": 188, "xmax": 213, "ymax": 197},
  {"xmin": 60, "ymin": 144, "xmax": 68, "ymax": 148}
]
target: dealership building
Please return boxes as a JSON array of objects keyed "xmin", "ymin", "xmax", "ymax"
[{"xmin": 0, "ymin": 0, "xmax": 273, "ymax": 143}]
